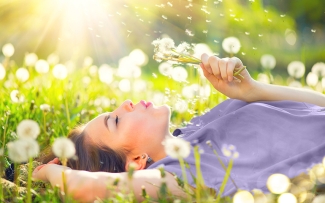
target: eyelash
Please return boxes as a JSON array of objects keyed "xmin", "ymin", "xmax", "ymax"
[{"xmin": 115, "ymin": 115, "xmax": 119, "ymax": 125}]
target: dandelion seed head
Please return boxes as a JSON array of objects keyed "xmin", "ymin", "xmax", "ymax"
[
  {"xmin": 17, "ymin": 119, "xmax": 40, "ymax": 139},
  {"xmin": 40, "ymin": 104, "xmax": 51, "ymax": 112},
  {"xmin": 25, "ymin": 53, "xmax": 38, "ymax": 66},
  {"xmin": 10, "ymin": 90, "xmax": 24, "ymax": 103},
  {"xmin": 35, "ymin": 59, "xmax": 50, "ymax": 74},
  {"xmin": 278, "ymin": 193, "xmax": 297, "ymax": 203},
  {"xmin": 52, "ymin": 64, "xmax": 68, "ymax": 80},
  {"xmin": 118, "ymin": 57, "xmax": 142, "ymax": 78},
  {"xmin": 98, "ymin": 64, "xmax": 114, "ymax": 84},
  {"xmin": 306, "ymin": 72, "xmax": 318, "ymax": 87},
  {"xmin": 260, "ymin": 54, "xmax": 276, "ymax": 69},
  {"xmin": 267, "ymin": 173, "xmax": 291, "ymax": 194},
  {"xmin": 129, "ymin": 49, "xmax": 148, "ymax": 66},
  {"xmin": 257, "ymin": 73, "xmax": 270, "ymax": 84},
  {"xmin": 233, "ymin": 190, "xmax": 254, "ymax": 203},
  {"xmin": 164, "ymin": 138, "xmax": 191, "ymax": 159},
  {"xmin": 158, "ymin": 62, "xmax": 173, "ymax": 76},
  {"xmin": 222, "ymin": 37, "xmax": 241, "ymax": 54},
  {"xmin": 185, "ymin": 29, "xmax": 194, "ymax": 37},
  {"xmin": 2, "ymin": 43, "xmax": 15, "ymax": 57},
  {"xmin": 119, "ymin": 79, "xmax": 131, "ymax": 92},
  {"xmin": 47, "ymin": 53, "xmax": 60, "ymax": 65},
  {"xmin": 52, "ymin": 137, "xmax": 76, "ymax": 159},
  {"xmin": 312, "ymin": 62, "xmax": 325, "ymax": 77},
  {"xmin": 171, "ymin": 66, "xmax": 188, "ymax": 82},
  {"xmin": 7, "ymin": 138, "xmax": 39, "ymax": 163},
  {"xmin": 193, "ymin": 43, "xmax": 213, "ymax": 59},
  {"xmin": 285, "ymin": 29, "xmax": 297, "ymax": 46},
  {"xmin": 16, "ymin": 67, "xmax": 29, "ymax": 82},
  {"xmin": 0, "ymin": 64, "xmax": 6, "ymax": 80},
  {"xmin": 287, "ymin": 61, "xmax": 305, "ymax": 79}
]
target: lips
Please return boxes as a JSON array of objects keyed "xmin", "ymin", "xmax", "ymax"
[{"xmin": 140, "ymin": 100, "xmax": 152, "ymax": 108}]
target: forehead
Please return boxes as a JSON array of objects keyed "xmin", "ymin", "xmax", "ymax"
[{"xmin": 84, "ymin": 113, "xmax": 112, "ymax": 145}]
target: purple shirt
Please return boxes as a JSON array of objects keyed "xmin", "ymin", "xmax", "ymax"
[{"xmin": 148, "ymin": 99, "xmax": 325, "ymax": 195}]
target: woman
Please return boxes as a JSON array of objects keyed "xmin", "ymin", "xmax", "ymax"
[{"xmin": 33, "ymin": 53, "xmax": 325, "ymax": 202}]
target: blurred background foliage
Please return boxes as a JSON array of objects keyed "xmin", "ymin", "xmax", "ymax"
[{"xmin": 0, "ymin": 0, "xmax": 324, "ymax": 75}]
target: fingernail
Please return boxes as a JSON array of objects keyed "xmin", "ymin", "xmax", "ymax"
[
  {"xmin": 201, "ymin": 54, "xmax": 208, "ymax": 63},
  {"xmin": 228, "ymin": 76, "xmax": 233, "ymax": 82}
]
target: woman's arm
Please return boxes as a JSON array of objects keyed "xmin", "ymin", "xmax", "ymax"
[
  {"xmin": 200, "ymin": 53, "xmax": 325, "ymax": 107},
  {"xmin": 32, "ymin": 164, "xmax": 186, "ymax": 202}
]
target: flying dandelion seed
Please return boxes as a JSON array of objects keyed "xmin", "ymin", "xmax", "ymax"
[
  {"xmin": 7, "ymin": 138, "xmax": 39, "ymax": 163},
  {"xmin": 0, "ymin": 64, "xmax": 5, "ymax": 80},
  {"xmin": 162, "ymin": 15, "xmax": 167, "ymax": 20},
  {"xmin": 35, "ymin": 59, "xmax": 50, "ymax": 74},
  {"xmin": 17, "ymin": 119, "xmax": 40, "ymax": 139},
  {"xmin": 52, "ymin": 64, "xmax": 68, "ymax": 80},
  {"xmin": 2, "ymin": 43, "xmax": 15, "ymax": 57},
  {"xmin": 287, "ymin": 61, "xmax": 305, "ymax": 79},
  {"xmin": 152, "ymin": 73, "xmax": 157, "ymax": 78},
  {"xmin": 233, "ymin": 190, "xmax": 254, "ymax": 203},
  {"xmin": 311, "ymin": 29, "xmax": 316, "ymax": 33},
  {"xmin": 25, "ymin": 53, "xmax": 38, "ymax": 66},
  {"xmin": 280, "ymin": 14, "xmax": 286, "ymax": 17},
  {"xmin": 185, "ymin": 29, "xmax": 195, "ymax": 36},
  {"xmin": 222, "ymin": 37, "xmax": 241, "ymax": 54},
  {"xmin": 260, "ymin": 54, "xmax": 276, "ymax": 69},
  {"xmin": 267, "ymin": 173, "xmax": 291, "ymax": 194},
  {"xmin": 164, "ymin": 137, "xmax": 191, "ymax": 159},
  {"xmin": 52, "ymin": 137, "xmax": 76, "ymax": 159},
  {"xmin": 16, "ymin": 67, "xmax": 30, "ymax": 82},
  {"xmin": 278, "ymin": 193, "xmax": 297, "ymax": 203}
]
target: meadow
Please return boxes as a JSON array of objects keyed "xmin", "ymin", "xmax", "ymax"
[{"xmin": 0, "ymin": 40, "xmax": 325, "ymax": 203}]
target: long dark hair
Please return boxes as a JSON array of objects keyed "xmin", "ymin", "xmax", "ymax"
[{"xmin": 38, "ymin": 126, "xmax": 127, "ymax": 173}]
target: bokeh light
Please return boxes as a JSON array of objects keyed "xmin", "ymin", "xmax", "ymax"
[
  {"xmin": 267, "ymin": 173, "xmax": 291, "ymax": 194},
  {"xmin": 16, "ymin": 67, "xmax": 30, "ymax": 82},
  {"xmin": 233, "ymin": 190, "xmax": 254, "ymax": 203},
  {"xmin": 278, "ymin": 193, "xmax": 297, "ymax": 203},
  {"xmin": 52, "ymin": 64, "xmax": 68, "ymax": 80},
  {"xmin": 2, "ymin": 43, "xmax": 15, "ymax": 57}
]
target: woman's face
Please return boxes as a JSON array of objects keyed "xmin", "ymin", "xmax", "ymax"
[{"xmin": 84, "ymin": 100, "xmax": 171, "ymax": 159}]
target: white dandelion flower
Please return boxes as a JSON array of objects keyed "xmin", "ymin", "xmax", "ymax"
[
  {"xmin": 25, "ymin": 53, "xmax": 38, "ymax": 66},
  {"xmin": 260, "ymin": 54, "xmax": 276, "ymax": 69},
  {"xmin": 221, "ymin": 144, "xmax": 239, "ymax": 159},
  {"xmin": 15, "ymin": 67, "xmax": 29, "ymax": 82},
  {"xmin": 267, "ymin": 173, "xmax": 291, "ymax": 194},
  {"xmin": 7, "ymin": 138, "xmax": 40, "ymax": 163},
  {"xmin": 175, "ymin": 42, "xmax": 191, "ymax": 54},
  {"xmin": 35, "ymin": 59, "xmax": 50, "ymax": 74},
  {"xmin": 278, "ymin": 193, "xmax": 297, "ymax": 203},
  {"xmin": 0, "ymin": 63, "xmax": 6, "ymax": 80},
  {"xmin": 83, "ymin": 56, "xmax": 93, "ymax": 67},
  {"xmin": 171, "ymin": 66, "xmax": 188, "ymax": 82},
  {"xmin": 117, "ymin": 57, "xmax": 141, "ymax": 78},
  {"xmin": 52, "ymin": 64, "xmax": 68, "ymax": 80},
  {"xmin": 257, "ymin": 73, "xmax": 270, "ymax": 84},
  {"xmin": 98, "ymin": 64, "xmax": 114, "ymax": 84},
  {"xmin": 118, "ymin": 79, "xmax": 131, "ymax": 92},
  {"xmin": 158, "ymin": 62, "xmax": 173, "ymax": 76},
  {"xmin": 40, "ymin": 104, "xmax": 51, "ymax": 112},
  {"xmin": 306, "ymin": 72, "xmax": 319, "ymax": 87},
  {"xmin": 312, "ymin": 62, "xmax": 325, "ymax": 77},
  {"xmin": 10, "ymin": 90, "xmax": 24, "ymax": 103},
  {"xmin": 174, "ymin": 99, "xmax": 188, "ymax": 113},
  {"xmin": 52, "ymin": 137, "xmax": 76, "ymax": 159},
  {"xmin": 17, "ymin": 119, "xmax": 40, "ymax": 139},
  {"xmin": 2, "ymin": 43, "xmax": 15, "ymax": 57},
  {"xmin": 129, "ymin": 49, "xmax": 148, "ymax": 66},
  {"xmin": 287, "ymin": 61, "xmax": 305, "ymax": 79},
  {"xmin": 222, "ymin": 37, "xmax": 241, "ymax": 54},
  {"xmin": 152, "ymin": 38, "xmax": 175, "ymax": 55},
  {"xmin": 47, "ymin": 53, "xmax": 59, "ymax": 65},
  {"xmin": 164, "ymin": 138, "xmax": 191, "ymax": 159},
  {"xmin": 233, "ymin": 190, "xmax": 254, "ymax": 203},
  {"xmin": 193, "ymin": 43, "xmax": 213, "ymax": 59}
]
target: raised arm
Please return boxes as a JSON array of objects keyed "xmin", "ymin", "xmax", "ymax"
[
  {"xmin": 200, "ymin": 53, "xmax": 325, "ymax": 107},
  {"xmin": 33, "ymin": 164, "xmax": 186, "ymax": 202}
]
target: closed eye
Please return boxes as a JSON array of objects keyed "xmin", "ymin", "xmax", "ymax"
[{"xmin": 115, "ymin": 115, "xmax": 119, "ymax": 125}]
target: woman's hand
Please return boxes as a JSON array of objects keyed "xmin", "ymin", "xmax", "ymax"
[{"xmin": 200, "ymin": 53, "xmax": 257, "ymax": 101}]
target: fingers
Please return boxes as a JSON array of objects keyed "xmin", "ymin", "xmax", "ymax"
[{"xmin": 200, "ymin": 54, "xmax": 243, "ymax": 82}]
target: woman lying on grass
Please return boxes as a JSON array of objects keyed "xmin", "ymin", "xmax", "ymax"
[{"xmin": 33, "ymin": 53, "xmax": 325, "ymax": 202}]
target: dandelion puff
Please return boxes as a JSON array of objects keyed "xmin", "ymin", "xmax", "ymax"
[
  {"xmin": 306, "ymin": 72, "xmax": 319, "ymax": 87},
  {"xmin": 233, "ymin": 190, "xmax": 254, "ymax": 203},
  {"xmin": 222, "ymin": 37, "xmax": 241, "ymax": 54},
  {"xmin": 16, "ymin": 67, "xmax": 30, "ymax": 82},
  {"xmin": 129, "ymin": 49, "xmax": 148, "ymax": 66},
  {"xmin": 25, "ymin": 53, "xmax": 38, "ymax": 66},
  {"xmin": 174, "ymin": 99, "xmax": 188, "ymax": 113},
  {"xmin": 35, "ymin": 59, "xmax": 50, "ymax": 74},
  {"xmin": 152, "ymin": 38, "xmax": 175, "ymax": 55},
  {"xmin": 287, "ymin": 61, "xmax": 305, "ymax": 79},
  {"xmin": 193, "ymin": 43, "xmax": 213, "ymax": 59},
  {"xmin": 171, "ymin": 66, "xmax": 188, "ymax": 82},
  {"xmin": 2, "ymin": 43, "xmax": 15, "ymax": 57},
  {"xmin": 267, "ymin": 173, "xmax": 291, "ymax": 194},
  {"xmin": 7, "ymin": 138, "xmax": 39, "ymax": 163},
  {"xmin": 0, "ymin": 64, "xmax": 6, "ymax": 80},
  {"xmin": 175, "ymin": 42, "xmax": 191, "ymax": 54},
  {"xmin": 312, "ymin": 62, "xmax": 325, "ymax": 77},
  {"xmin": 278, "ymin": 193, "xmax": 297, "ymax": 203},
  {"xmin": 17, "ymin": 119, "xmax": 40, "ymax": 139},
  {"xmin": 10, "ymin": 90, "xmax": 24, "ymax": 103},
  {"xmin": 52, "ymin": 64, "xmax": 68, "ymax": 80},
  {"xmin": 40, "ymin": 104, "xmax": 51, "ymax": 112},
  {"xmin": 260, "ymin": 54, "xmax": 276, "ymax": 69},
  {"xmin": 47, "ymin": 53, "xmax": 59, "ymax": 65},
  {"xmin": 158, "ymin": 62, "xmax": 173, "ymax": 76},
  {"xmin": 164, "ymin": 138, "xmax": 191, "ymax": 159},
  {"xmin": 52, "ymin": 137, "xmax": 76, "ymax": 159},
  {"xmin": 98, "ymin": 64, "xmax": 114, "ymax": 84}
]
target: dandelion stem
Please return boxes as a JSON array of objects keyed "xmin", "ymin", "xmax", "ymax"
[
  {"xmin": 26, "ymin": 158, "xmax": 33, "ymax": 203},
  {"xmin": 194, "ymin": 146, "xmax": 204, "ymax": 203},
  {"xmin": 43, "ymin": 112, "xmax": 47, "ymax": 135},
  {"xmin": 178, "ymin": 157, "xmax": 192, "ymax": 202},
  {"xmin": 61, "ymin": 158, "xmax": 68, "ymax": 202},
  {"xmin": 64, "ymin": 95, "xmax": 70, "ymax": 127},
  {"xmin": 2, "ymin": 115, "xmax": 9, "ymax": 149},
  {"xmin": 216, "ymin": 159, "xmax": 234, "ymax": 203}
]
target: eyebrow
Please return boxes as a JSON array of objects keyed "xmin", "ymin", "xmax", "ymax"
[{"xmin": 104, "ymin": 114, "xmax": 110, "ymax": 132}]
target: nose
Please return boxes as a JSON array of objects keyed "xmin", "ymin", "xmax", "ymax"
[{"xmin": 114, "ymin": 100, "xmax": 133, "ymax": 115}]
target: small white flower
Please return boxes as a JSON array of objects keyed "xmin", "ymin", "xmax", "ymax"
[
  {"xmin": 260, "ymin": 54, "xmax": 276, "ymax": 69},
  {"xmin": 10, "ymin": 90, "xmax": 24, "ymax": 103},
  {"xmin": 2, "ymin": 43, "xmax": 15, "ymax": 57},
  {"xmin": 306, "ymin": 72, "xmax": 319, "ymax": 87},
  {"xmin": 16, "ymin": 67, "xmax": 30, "ymax": 82},
  {"xmin": 17, "ymin": 119, "xmax": 40, "ymax": 139},
  {"xmin": 40, "ymin": 104, "xmax": 51, "ymax": 112},
  {"xmin": 222, "ymin": 37, "xmax": 241, "ymax": 54},
  {"xmin": 0, "ymin": 63, "xmax": 6, "ymax": 80},
  {"xmin": 52, "ymin": 137, "xmax": 76, "ymax": 159},
  {"xmin": 287, "ymin": 61, "xmax": 305, "ymax": 79},
  {"xmin": 52, "ymin": 64, "xmax": 68, "ymax": 80},
  {"xmin": 164, "ymin": 138, "xmax": 191, "ymax": 159},
  {"xmin": 7, "ymin": 138, "xmax": 40, "ymax": 163},
  {"xmin": 312, "ymin": 62, "xmax": 325, "ymax": 77},
  {"xmin": 221, "ymin": 144, "xmax": 239, "ymax": 159},
  {"xmin": 35, "ymin": 59, "xmax": 50, "ymax": 74},
  {"xmin": 25, "ymin": 53, "xmax": 38, "ymax": 66}
]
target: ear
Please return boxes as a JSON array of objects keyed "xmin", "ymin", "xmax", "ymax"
[{"xmin": 125, "ymin": 154, "xmax": 148, "ymax": 171}]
